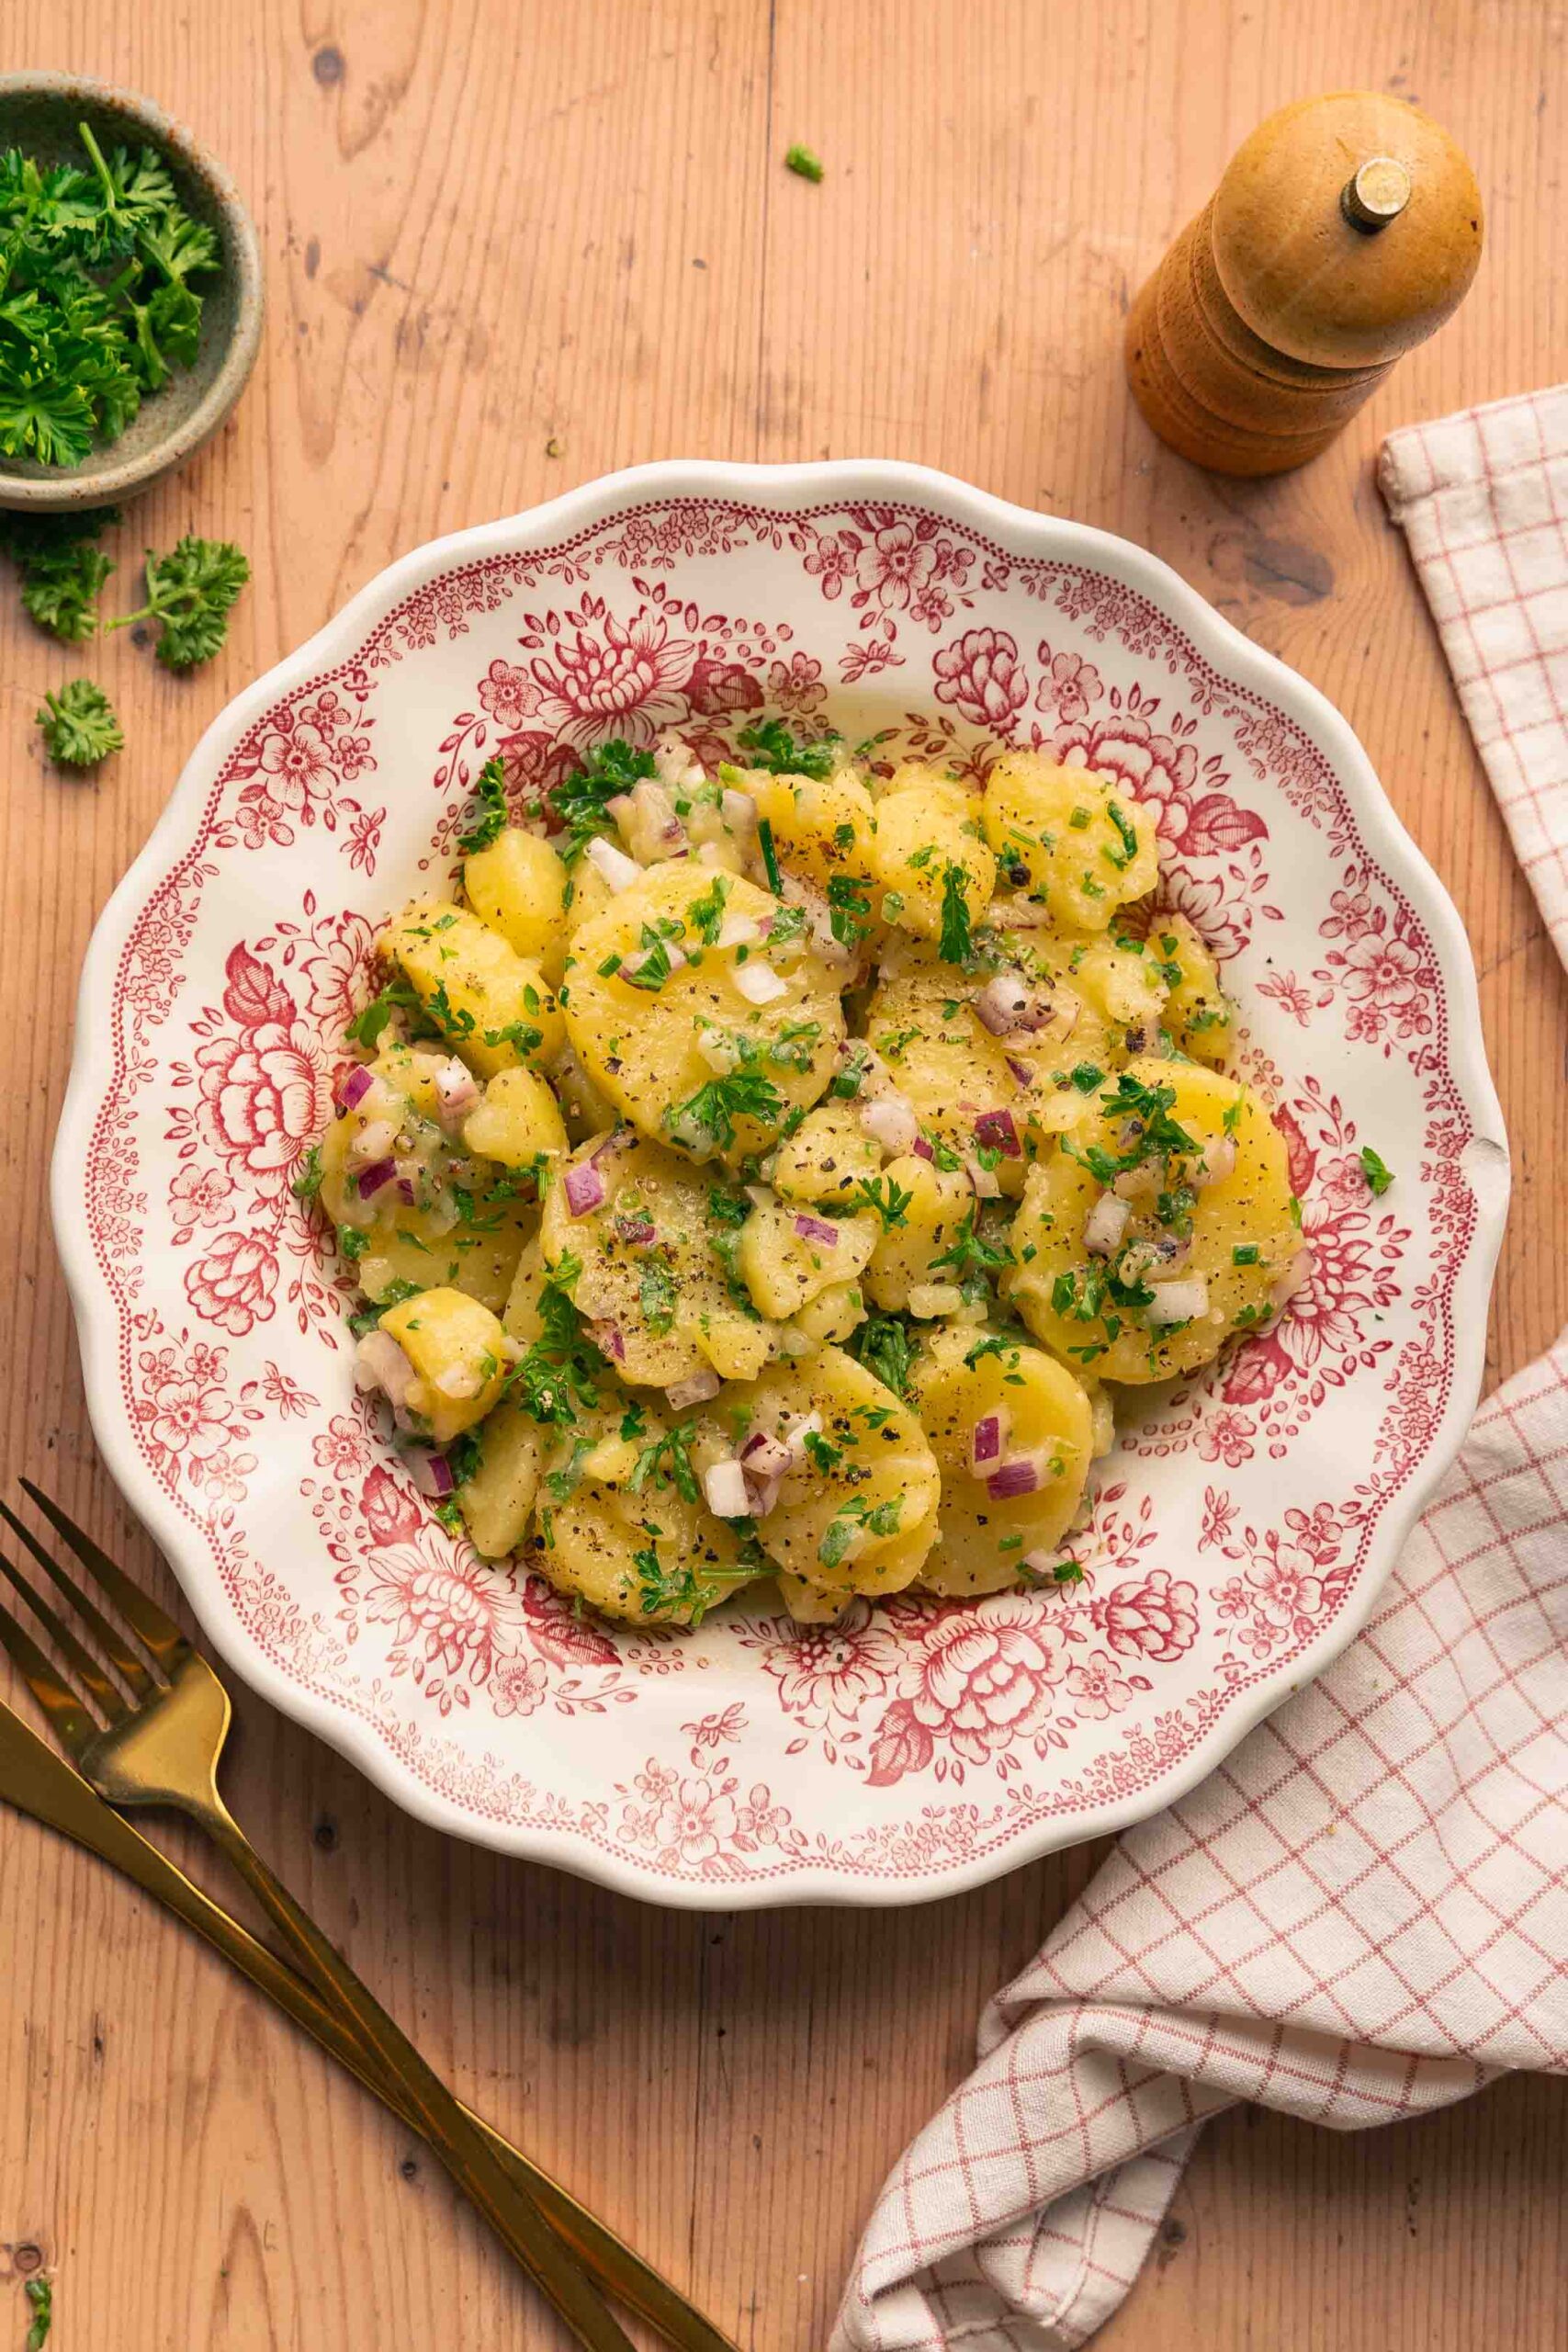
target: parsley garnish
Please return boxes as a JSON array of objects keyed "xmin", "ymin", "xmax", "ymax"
[
  {"xmin": 24, "ymin": 2276, "xmax": 51, "ymax": 2351},
  {"xmin": 456, "ymin": 754, "xmax": 509, "ymax": 853},
  {"xmin": 107, "ymin": 536, "xmax": 249, "ymax": 668},
  {"xmin": 667, "ymin": 1063, "xmax": 784, "ymax": 1150},
  {"xmin": 819, "ymin": 1494, "xmax": 902, "ymax": 1569},
  {"xmin": 847, "ymin": 1312, "xmax": 915, "ymax": 1400},
  {"xmin": 1360, "ymin": 1145, "xmax": 1394, "ymax": 1196},
  {"xmin": 852, "ymin": 1174, "xmax": 913, "ymax": 1231},
  {"xmin": 737, "ymin": 717, "xmax": 840, "ymax": 775},
  {"xmin": 638, "ymin": 1256, "xmax": 677, "ymax": 1332},
  {"xmin": 687, "ymin": 873, "xmax": 732, "ymax": 943},
  {"xmin": 1, "ymin": 504, "xmax": 118, "ymax": 640},
  {"xmin": 347, "ymin": 1278, "xmax": 423, "ymax": 1337},
  {"xmin": 930, "ymin": 1209, "xmax": 1011, "ymax": 1280},
  {"xmin": 784, "ymin": 143, "xmax": 825, "ymax": 184},
  {"xmin": 757, "ymin": 815, "xmax": 784, "ymax": 896},
  {"xmin": 628, "ymin": 1421, "xmax": 702, "ymax": 1502},
  {"xmin": 547, "ymin": 739, "xmax": 656, "ymax": 864},
  {"xmin": 505, "ymin": 1276, "xmax": 605, "ymax": 1424},
  {"xmin": 291, "ymin": 1143, "xmax": 324, "ymax": 1204},
  {"xmin": 827, "ymin": 872, "xmax": 873, "ymax": 948},
  {"xmin": 938, "ymin": 864, "xmax": 974, "ymax": 964},
  {"xmin": 37, "ymin": 676, "xmax": 121, "ymax": 766}
]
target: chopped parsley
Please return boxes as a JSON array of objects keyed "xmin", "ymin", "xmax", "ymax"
[
  {"xmin": 930, "ymin": 1209, "xmax": 1011, "ymax": 1281},
  {"xmin": 827, "ymin": 871, "xmax": 872, "ymax": 949},
  {"xmin": 686, "ymin": 873, "xmax": 732, "ymax": 943},
  {"xmin": 736, "ymin": 717, "xmax": 840, "ymax": 776},
  {"xmin": 852, "ymin": 1174, "xmax": 913, "ymax": 1231},
  {"xmin": 937, "ymin": 864, "xmax": 975, "ymax": 965},
  {"xmin": 627, "ymin": 1421, "xmax": 701, "ymax": 1503},
  {"xmin": 819, "ymin": 1494, "xmax": 902, "ymax": 1570},
  {"xmin": 547, "ymin": 739, "xmax": 656, "ymax": 864},
  {"xmin": 667, "ymin": 1062, "xmax": 784, "ymax": 1150},
  {"xmin": 847, "ymin": 1312, "xmax": 915, "ymax": 1400},
  {"xmin": 784, "ymin": 143, "xmax": 825, "ymax": 184},
  {"xmin": 504, "ymin": 1274, "xmax": 605, "ymax": 1424},
  {"xmin": 456, "ymin": 754, "xmax": 510, "ymax": 853},
  {"xmin": 638, "ymin": 1257, "xmax": 677, "ymax": 1332},
  {"xmin": 1359, "ymin": 1145, "xmax": 1395, "ymax": 1196},
  {"xmin": 291, "ymin": 1143, "xmax": 323, "ymax": 1204},
  {"xmin": 24, "ymin": 2277, "xmax": 51, "ymax": 2351},
  {"xmin": 347, "ymin": 1278, "xmax": 423, "ymax": 1337}
]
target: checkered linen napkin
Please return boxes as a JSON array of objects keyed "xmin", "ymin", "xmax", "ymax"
[{"xmin": 832, "ymin": 390, "xmax": 1568, "ymax": 2352}]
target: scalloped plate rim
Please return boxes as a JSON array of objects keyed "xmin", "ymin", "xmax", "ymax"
[{"xmin": 51, "ymin": 457, "xmax": 1509, "ymax": 1908}]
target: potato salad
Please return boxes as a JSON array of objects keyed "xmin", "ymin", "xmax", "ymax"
[{"xmin": 299, "ymin": 722, "xmax": 1306, "ymax": 1627}]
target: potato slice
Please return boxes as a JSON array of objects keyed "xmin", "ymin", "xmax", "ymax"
[
  {"xmin": 870, "ymin": 768, "xmax": 996, "ymax": 943},
  {"xmin": 531, "ymin": 1407, "xmax": 761, "ymax": 1623},
  {"xmin": 911, "ymin": 1323, "xmax": 1093, "ymax": 1596},
  {"xmin": 378, "ymin": 1288, "xmax": 513, "ymax": 1445},
  {"xmin": 383, "ymin": 901, "xmax": 563, "ymax": 1077},
  {"xmin": 538, "ymin": 1129, "xmax": 773, "ymax": 1385},
  {"xmin": 1004, "ymin": 1057, "xmax": 1301, "ymax": 1384},
  {"xmin": 455, "ymin": 1393, "xmax": 547, "ymax": 1558},
  {"xmin": 983, "ymin": 753, "xmax": 1158, "ymax": 933},
  {"xmin": 721, "ymin": 1345, "xmax": 941, "ymax": 1593},
  {"xmin": 560, "ymin": 863, "xmax": 844, "ymax": 1167},
  {"xmin": 463, "ymin": 828, "xmax": 570, "ymax": 974},
  {"xmin": 736, "ymin": 1198, "xmax": 879, "ymax": 1320},
  {"xmin": 1154, "ymin": 911, "xmax": 1234, "ymax": 1068}
]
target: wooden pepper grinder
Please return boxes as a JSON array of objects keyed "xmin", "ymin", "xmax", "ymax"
[{"xmin": 1125, "ymin": 92, "xmax": 1483, "ymax": 476}]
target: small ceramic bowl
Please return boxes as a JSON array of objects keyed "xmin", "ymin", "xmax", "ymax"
[{"xmin": 0, "ymin": 73, "xmax": 263, "ymax": 511}]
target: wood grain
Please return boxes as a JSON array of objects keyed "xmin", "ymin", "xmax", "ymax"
[{"xmin": 1, "ymin": 4, "xmax": 1564, "ymax": 2347}]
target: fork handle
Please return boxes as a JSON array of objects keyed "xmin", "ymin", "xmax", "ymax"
[{"xmin": 195, "ymin": 1796, "xmax": 637, "ymax": 2352}]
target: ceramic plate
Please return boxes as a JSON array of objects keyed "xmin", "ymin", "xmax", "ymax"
[{"xmin": 53, "ymin": 460, "xmax": 1509, "ymax": 1907}]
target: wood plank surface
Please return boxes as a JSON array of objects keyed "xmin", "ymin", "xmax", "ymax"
[{"xmin": 2, "ymin": 3, "xmax": 1564, "ymax": 2347}]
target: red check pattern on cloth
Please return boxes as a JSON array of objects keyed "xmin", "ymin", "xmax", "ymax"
[
  {"xmin": 1378, "ymin": 386, "xmax": 1568, "ymax": 962},
  {"xmin": 833, "ymin": 392, "xmax": 1568, "ymax": 2352}
]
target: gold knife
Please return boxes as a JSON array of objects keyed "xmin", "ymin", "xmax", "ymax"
[{"xmin": 0, "ymin": 1699, "xmax": 739, "ymax": 2352}]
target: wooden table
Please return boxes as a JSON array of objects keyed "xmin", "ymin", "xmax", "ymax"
[{"xmin": 3, "ymin": 4, "xmax": 1565, "ymax": 2346}]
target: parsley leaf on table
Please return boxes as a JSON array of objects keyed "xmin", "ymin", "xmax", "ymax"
[
  {"xmin": 0, "ymin": 504, "xmax": 118, "ymax": 640},
  {"xmin": 37, "ymin": 676, "xmax": 122, "ymax": 766},
  {"xmin": 107, "ymin": 535, "xmax": 249, "ymax": 669},
  {"xmin": 784, "ymin": 144, "xmax": 825, "ymax": 184}
]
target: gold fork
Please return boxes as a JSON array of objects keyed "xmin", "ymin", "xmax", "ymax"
[
  {"xmin": 0, "ymin": 1479, "xmax": 637, "ymax": 2352},
  {"xmin": 0, "ymin": 1691, "xmax": 740, "ymax": 2352}
]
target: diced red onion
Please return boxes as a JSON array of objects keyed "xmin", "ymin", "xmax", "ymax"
[
  {"xmin": 337, "ymin": 1064, "xmax": 375, "ymax": 1111},
  {"xmin": 1193, "ymin": 1135, "xmax": 1237, "ymax": 1189},
  {"xmin": 1005, "ymin": 1056, "xmax": 1034, "ymax": 1090},
  {"xmin": 1270, "ymin": 1246, "xmax": 1315, "ymax": 1312},
  {"xmin": 585, "ymin": 836, "xmax": 643, "ymax": 893},
  {"xmin": 1146, "ymin": 1276, "xmax": 1211, "ymax": 1326},
  {"xmin": 631, "ymin": 777, "xmax": 684, "ymax": 845},
  {"xmin": 910, "ymin": 1134, "xmax": 935, "ymax": 1162},
  {"xmin": 667, "ymin": 1366, "xmax": 722, "ymax": 1408},
  {"xmin": 740, "ymin": 1430, "xmax": 794, "ymax": 1482},
  {"xmin": 735, "ymin": 961, "xmax": 787, "ymax": 1005},
  {"xmin": 615, "ymin": 1216, "xmax": 658, "ymax": 1247},
  {"xmin": 355, "ymin": 1156, "xmax": 399, "ymax": 1201},
  {"xmin": 592, "ymin": 1318, "xmax": 626, "ymax": 1362},
  {"xmin": 793, "ymin": 1212, "xmax": 840, "ymax": 1248},
  {"xmin": 861, "ymin": 1093, "xmax": 919, "ymax": 1155},
  {"xmin": 406, "ymin": 1448, "xmax": 456, "ymax": 1498},
  {"xmin": 987, "ymin": 1454, "xmax": 1043, "ymax": 1501},
  {"xmin": 433, "ymin": 1057, "xmax": 479, "ymax": 1120},
  {"xmin": 704, "ymin": 1458, "xmax": 752, "ymax": 1519},
  {"xmin": 721, "ymin": 788, "xmax": 758, "ymax": 833},
  {"xmin": 354, "ymin": 1328, "xmax": 415, "ymax": 1408},
  {"xmin": 970, "ymin": 1409, "xmax": 1010, "ymax": 1472},
  {"xmin": 973, "ymin": 1108, "xmax": 1021, "ymax": 1158},
  {"xmin": 1083, "ymin": 1192, "xmax": 1131, "ymax": 1257},
  {"xmin": 564, "ymin": 1157, "xmax": 608, "ymax": 1216}
]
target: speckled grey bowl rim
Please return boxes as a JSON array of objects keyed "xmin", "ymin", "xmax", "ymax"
[{"xmin": 0, "ymin": 71, "xmax": 263, "ymax": 511}]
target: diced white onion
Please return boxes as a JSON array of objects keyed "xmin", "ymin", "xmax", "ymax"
[
  {"xmin": 350, "ymin": 1117, "xmax": 398, "ymax": 1164},
  {"xmin": 666, "ymin": 1367, "xmax": 722, "ymax": 1408},
  {"xmin": 963, "ymin": 1154, "xmax": 1002, "ymax": 1200},
  {"xmin": 721, "ymin": 788, "xmax": 758, "ymax": 833},
  {"xmin": 585, "ymin": 836, "xmax": 644, "ymax": 893},
  {"xmin": 433, "ymin": 1360, "xmax": 485, "ymax": 1400},
  {"xmin": 860, "ymin": 1093, "xmax": 919, "ymax": 1156},
  {"xmin": 734, "ymin": 961, "xmax": 787, "ymax": 1005},
  {"xmin": 1145, "ymin": 1276, "xmax": 1211, "ymax": 1326},
  {"xmin": 620, "ymin": 939, "xmax": 688, "ymax": 983},
  {"xmin": 696, "ymin": 1026, "xmax": 740, "ymax": 1073},
  {"xmin": 353, "ymin": 1329, "xmax": 416, "ymax": 1409},
  {"xmin": 908, "ymin": 1282, "xmax": 964, "ymax": 1319},
  {"xmin": 704, "ymin": 1458, "xmax": 752, "ymax": 1519},
  {"xmin": 433, "ymin": 1057, "xmax": 480, "ymax": 1121},
  {"xmin": 1193, "ymin": 1135, "xmax": 1237, "ymax": 1189},
  {"xmin": 716, "ymin": 910, "xmax": 762, "ymax": 950},
  {"xmin": 780, "ymin": 1411, "xmax": 823, "ymax": 1464},
  {"xmin": 1083, "ymin": 1192, "xmax": 1131, "ymax": 1257}
]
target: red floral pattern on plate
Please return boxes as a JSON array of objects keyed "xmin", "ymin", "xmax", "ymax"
[{"xmin": 59, "ymin": 484, "xmax": 1501, "ymax": 1904}]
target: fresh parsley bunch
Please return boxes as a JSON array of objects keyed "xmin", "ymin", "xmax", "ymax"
[
  {"xmin": 0, "ymin": 504, "xmax": 118, "ymax": 640},
  {"xmin": 0, "ymin": 123, "xmax": 221, "ymax": 468}
]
